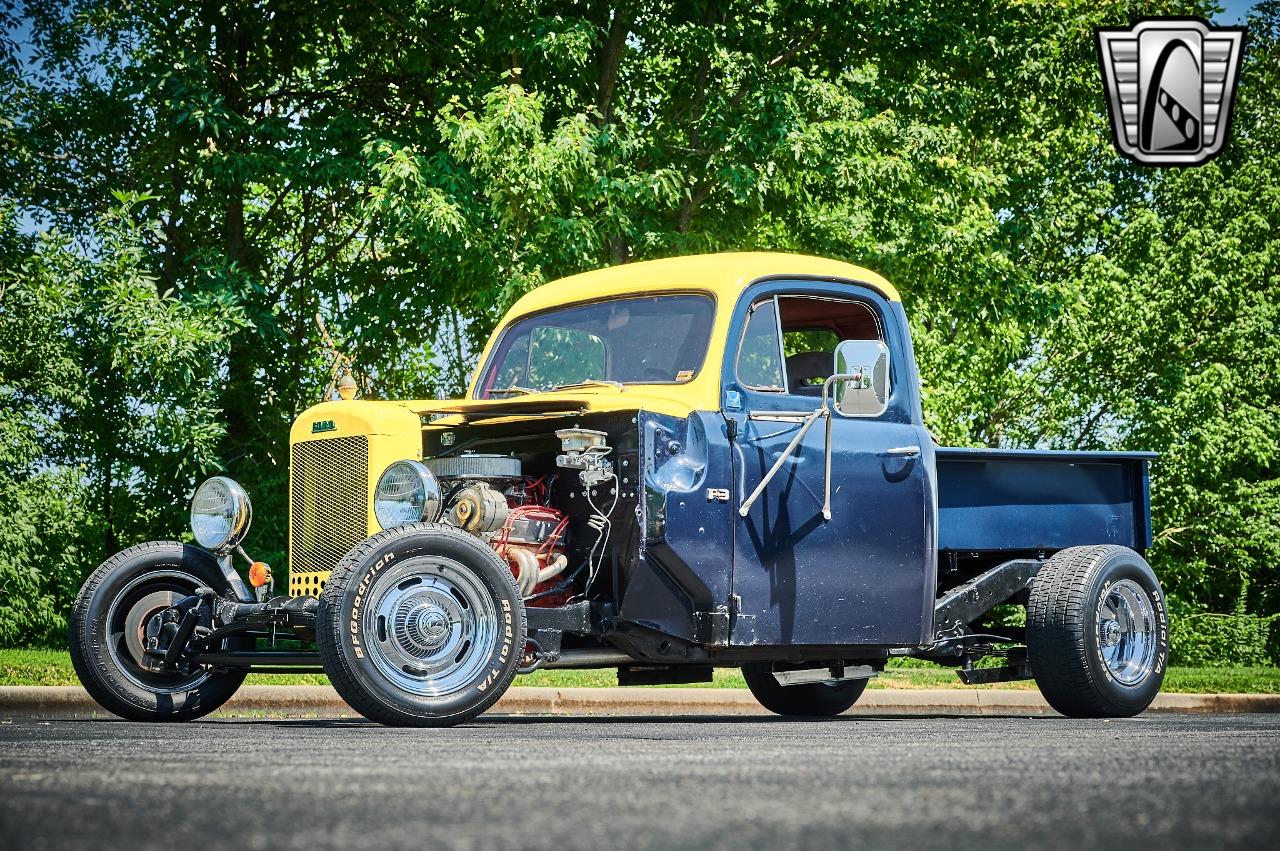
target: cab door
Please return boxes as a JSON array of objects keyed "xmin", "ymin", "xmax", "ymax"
[{"xmin": 724, "ymin": 281, "xmax": 936, "ymax": 647}]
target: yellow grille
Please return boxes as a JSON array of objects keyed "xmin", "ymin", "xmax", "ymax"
[{"xmin": 289, "ymin": 435, "xmax": 369, "ymax": 595}]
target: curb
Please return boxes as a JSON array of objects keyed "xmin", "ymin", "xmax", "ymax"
[{"xmin": 2, "ymin": 685, "xmax": 1278, "ymax": 718}]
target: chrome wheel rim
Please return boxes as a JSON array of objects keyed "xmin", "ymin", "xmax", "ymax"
[
  {"xmin": 361, "ymin": 556, "xmax": 498, "ymax": 697},
  {"xmin": 104, "ymin": 570, "xmax": 213, "ymax": 693},
  {"xmin": 1096, "ymin": 579, "xmax": 1158, "ymax": 686}
]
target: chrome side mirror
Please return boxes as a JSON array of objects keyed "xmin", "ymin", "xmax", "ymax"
[{"xmin": 831, "ymin": 339, "xmax": 890, "ymax": 417}]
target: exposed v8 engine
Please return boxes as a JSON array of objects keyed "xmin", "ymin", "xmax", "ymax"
[{"xmin": 425, "ymin": 453, "xmax": 573, "ymax": 603}]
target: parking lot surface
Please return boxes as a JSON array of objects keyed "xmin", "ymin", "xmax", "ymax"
[{"xmin": 1, "ymin": 713, "xmax": 1277, "ymax": 850}]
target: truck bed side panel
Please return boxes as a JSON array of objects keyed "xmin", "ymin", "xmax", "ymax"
[{"xmin": 936, "ymin": 449, "xmax": 1154, "ymax": 554}]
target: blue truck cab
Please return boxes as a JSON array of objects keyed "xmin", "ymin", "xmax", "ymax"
[{"xmin": 70, "ymin": 253, "xmax": 1168, "ymax": 726}]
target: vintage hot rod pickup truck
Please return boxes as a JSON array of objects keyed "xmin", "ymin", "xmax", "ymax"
[{"xmin": 70, "ymin": 253, "xmax": 1166, "ymax": 726}]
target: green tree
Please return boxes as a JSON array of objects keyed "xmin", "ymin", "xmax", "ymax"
[
  {"xmin": 2, "ymin": 0, "xmax": 1276, "ymax": 660},
  {"xmin": 0, "ymin": 1, "xmax": 88, "ymax": 645},
  {"xmin": 0, "ymin": 208, "xmax": 90, "ymax": 645},
  {"xmin": 1009, "ymin": 3, "xmax": 1280, "ymax": 628}
]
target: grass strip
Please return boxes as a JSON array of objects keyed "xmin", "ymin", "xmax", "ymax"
[{"xmin": 3, "ymin": 648, "xmax": 1277, "ymax": 693}]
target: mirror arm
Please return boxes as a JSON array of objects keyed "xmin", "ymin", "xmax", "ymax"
[
  {"xmin": 820, "ymin": 374, "xmax": 860, "ymax": 521},
  {"xmin": 738, "ymin": 373, "xmax": 863, "ymax": 521},
  {"xmin": 823, "ymin": 397, "xmax": 834, "ymax": 521},
  {"xmin": 821, "ymin": 373, "xmax": 863, "ymax": 411},
  {"xmin": 737, "ymin": 406, "xmax": 827, "ymax": 518}
]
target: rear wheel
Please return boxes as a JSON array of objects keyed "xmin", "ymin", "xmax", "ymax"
[
  {"xmin": 68, "ymin": 541, "xmax": 247, "ymax": 721},
  {"xmin": 1027, "ymin": 545, "xmax": 1168, "ymax": 717},
  {"xmin": 317, "ymin": 524, "xmax": 525, "ymax": 727},
  {"xmin": 742, "ymin": 662, "xmax": 869, "ymax": 717}
]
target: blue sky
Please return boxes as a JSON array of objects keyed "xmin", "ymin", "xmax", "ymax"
[{"xmin": 1218, "ymin": 1, "xmax": 1260, "ymax": 22}]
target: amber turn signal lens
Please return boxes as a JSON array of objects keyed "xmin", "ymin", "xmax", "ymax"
[{"xmin": 248, "ymin": 561, "xmax": 272, "ymax": 588}]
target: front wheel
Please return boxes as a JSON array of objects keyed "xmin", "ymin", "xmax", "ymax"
[
  {"xmin": 1027, "ymin": 545, "xmax": 1168, "ymax": 718},
  {"xmin": 68, "ymin": 541, "xmax": 247, "ymax": 721},
  {"xmin": 317, "ymin": 524, "xmax": 526, "ymax": 727},
  {"xmin": 741, "ymin": 663, "xmax": 869, "ymax": 717}
]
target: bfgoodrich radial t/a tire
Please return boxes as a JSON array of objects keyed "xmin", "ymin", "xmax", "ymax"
[
  {"xmin": 317, "ymin": 523, "xmax": 526, "ymax": 727},
  {"xmin": 68, "ymin": 541, "xmax": 247, "ymax": 721},
  {"xmin": 1027, "ymin": 545, "xmax": 1168, "ymax": 718},
  {"xmin": 741, "ymin": 662, "xmax": 869, "ymax": 717}
]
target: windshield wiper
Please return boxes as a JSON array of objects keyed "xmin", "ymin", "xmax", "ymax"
[
  {"xmin": 487, "ymin": 386, "xmax": 538, "ymax": 397},
  {"xmin": 552, "ymin": 379, "xmax": 625, "ymax": 392}
]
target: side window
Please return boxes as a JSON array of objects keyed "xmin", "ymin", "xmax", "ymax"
[
  {"xmin": 736, "ymin": 298, "xmax": 785, "ymax": 391},
  {"xmin": 783, "ymin": 329, "xmax": 839, "ymax": 362},
  {"xmin": 777, "ymin": 296, "xmax": 882, "ymax": 397}
]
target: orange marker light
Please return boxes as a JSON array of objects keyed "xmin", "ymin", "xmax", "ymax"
[{"xmin": 248, "ymin": 561, "xmax": 273, "ymax": 588}]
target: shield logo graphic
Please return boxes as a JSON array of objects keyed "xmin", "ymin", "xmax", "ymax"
[{"xmin": 1096, "ymin": 18, "xmax": 1246, "ymax": 166}]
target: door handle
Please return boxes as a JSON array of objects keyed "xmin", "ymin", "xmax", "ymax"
[{"xmin": 882, "ymin": 446, "xmax": 920, "ymax": 457}]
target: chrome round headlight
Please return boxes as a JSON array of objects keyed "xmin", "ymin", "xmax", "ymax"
[
  {"xmin": 190, "ymin": 476, "xmax": 252, "ymax": 552},
  {"xmin": 374, "ymin": 460, "xmax": 443, "ymax": 529}
]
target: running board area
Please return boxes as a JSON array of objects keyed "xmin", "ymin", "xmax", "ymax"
[{"xmin": 773, "ymin": 665, "xmax": 877, "ymax": 687}]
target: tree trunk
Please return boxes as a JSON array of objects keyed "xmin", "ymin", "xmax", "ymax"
[
  {"xmin": 594, "ymin": 5, "xmax": 631, "ymax": 126},
  {"xmin": 216, "ymin": 10, "xmax": 256, "ymax": 474}
]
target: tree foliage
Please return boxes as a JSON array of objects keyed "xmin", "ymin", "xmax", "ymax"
[{"xmin": 1, "ymin": 0, "xmax": 1276, "ymax": 659}]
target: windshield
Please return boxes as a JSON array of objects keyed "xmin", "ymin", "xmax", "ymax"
[{"xmin": 475, "ymin": 294, "xmax": 715, "ymax": 399}]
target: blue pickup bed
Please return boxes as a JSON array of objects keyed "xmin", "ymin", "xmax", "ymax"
[{"xmin": 934, "ymin": 448, "xmax": 1157, "ymax": 555}]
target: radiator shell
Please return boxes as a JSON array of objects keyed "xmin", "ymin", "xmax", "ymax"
[{"xmin": 286, "ymin": 401, "xmax": 423, "ymax": 595}]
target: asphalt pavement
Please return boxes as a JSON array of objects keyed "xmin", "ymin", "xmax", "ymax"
[{"xmin": 1, "ymin": 713, "xmax": 1277, "ymax": 851}]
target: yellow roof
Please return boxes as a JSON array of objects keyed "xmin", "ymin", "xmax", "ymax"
[
  {"xmin": 504, "ymin": 252, "xmax": 899, "ymax": 319},
  {"xmin": 449, "ymin": 252, "xmax": 898, "ymax": 417}
]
